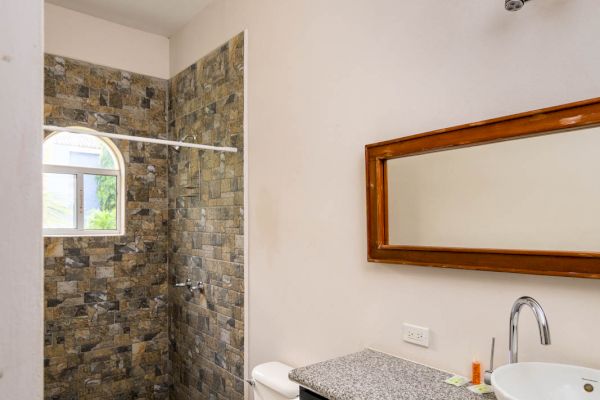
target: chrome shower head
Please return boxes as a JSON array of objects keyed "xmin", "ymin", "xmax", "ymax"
[
  {"xmin": 174, "ymin": 134, "xmax": 197, "ymax": 152},
  {"xmin": 505, "ymin": 0, "xmax": 527, "ymax": 11}
]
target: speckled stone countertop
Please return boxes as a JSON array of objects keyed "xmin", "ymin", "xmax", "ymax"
[{"xmin": 289, "ymin": 349, "xmax": 496, "ymax": 400}]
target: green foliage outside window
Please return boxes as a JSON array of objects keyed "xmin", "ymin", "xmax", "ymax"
[
  {"xmin": 87, "ymin": 147, "xmax": 118, "ymax": 230},
  {"xmin": 88, "ymin": 208, "xmax": 117, "ymax": 230}
]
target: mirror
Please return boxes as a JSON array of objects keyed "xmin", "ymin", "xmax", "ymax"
[
  {"xmin": 387, "ymin": 126, "xmax": 600, "ymax": 252},
  {"xmin": 365, "ymin": 97, "xmax": 600, "ymax": 278}
]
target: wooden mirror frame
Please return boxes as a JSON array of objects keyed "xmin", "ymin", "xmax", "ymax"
[{"xmin": 365, "ymin": 97, "xmax": 600, "ymax": 279}]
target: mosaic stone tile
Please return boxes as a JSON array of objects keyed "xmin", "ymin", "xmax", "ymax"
[
  {"xmin": 44, "ymin": 54, "xmax": 169, "ymax": 400},
  {"xmin": 44, "ymin": 31, "xmax": 244, "ymax": 400},
  {"xmin": 168, "ymin": 33, "xmax": 245, "ymax": 400}
]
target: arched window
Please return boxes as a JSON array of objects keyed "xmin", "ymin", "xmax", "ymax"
[{"xmin": 43, "ymin": 129, "xmax": 125, "ymax": 236}]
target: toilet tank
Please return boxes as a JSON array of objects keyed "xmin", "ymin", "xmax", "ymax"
[{"xmin": 252, "ymin": 362, "xmax": 300, "ymax": 400}]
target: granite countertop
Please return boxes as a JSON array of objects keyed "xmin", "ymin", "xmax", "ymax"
[{"xmin": 289, "ymin": 349, "xmax": 496, "ymax": 400}]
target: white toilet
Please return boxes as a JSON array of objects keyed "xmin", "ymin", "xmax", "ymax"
[{"xmin": 252, "ymin": 361, "xmax": 300, "ymax": 400}]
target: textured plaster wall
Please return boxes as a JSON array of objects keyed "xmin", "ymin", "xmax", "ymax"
[
  {"xmin": 45, "ymin": 4, "xmax": 170, "ymax": 79},
  {"xmin": 170, "ymin": 0, "xmax": 600, "ymax": 380},
  {"xmin": 0, "ymin": 0, "xmax": 44, "ymax": 398}
]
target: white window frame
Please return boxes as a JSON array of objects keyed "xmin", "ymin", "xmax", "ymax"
[{"xmin": 43, "ymin": 131, "xmax": 126, "ymax": 237}]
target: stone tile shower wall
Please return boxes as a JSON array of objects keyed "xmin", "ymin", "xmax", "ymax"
[
  {"xmin": 44, "ymin": 55, "xmax": 170, "ymax": 400},
  {"xmin": 168, "ymin": 33, "xmax": 245, "ymax": 400}
]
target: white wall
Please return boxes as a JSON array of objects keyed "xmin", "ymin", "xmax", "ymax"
[
  {"xmin": 171, "ymin": 0, "xmax": 600, "ymax": 379},
  {"xmin": 45, "ymin": 3, "xmax": 169, "ymax": 78},
  {"xmin": 0, "ymin": 0, "xmax": 44, "ymax": 398}
]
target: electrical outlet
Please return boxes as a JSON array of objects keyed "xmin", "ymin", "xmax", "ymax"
[{"xmin": 403, "ymin": 323, "xmax": 430, "ymax": 347}]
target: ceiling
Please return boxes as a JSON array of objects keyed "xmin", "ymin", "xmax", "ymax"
[{"xmin": 46, "ymin": 0, "xmax": 216, "ymax": 37}]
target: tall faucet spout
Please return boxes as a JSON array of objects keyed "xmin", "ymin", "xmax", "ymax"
[{"xmin": 509, "ymin": 296, "xmax": 551, "ymax": 364}]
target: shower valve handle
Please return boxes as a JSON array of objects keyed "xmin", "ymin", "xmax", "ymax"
[
  {"xmin": 174, "ymin": 278, "xmax": 192, "ymax": 288},
  {"xmin": 174, "ymin": 278, "xmax": 203, "ymax": 293}
]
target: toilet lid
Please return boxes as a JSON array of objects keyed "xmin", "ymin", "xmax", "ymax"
[{"xmin": 252, "ymin": 361, "xmax": 300, "ymax": 399}]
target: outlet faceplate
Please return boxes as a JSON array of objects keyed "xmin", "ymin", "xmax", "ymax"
[{"xmin": 403, "ymin": 323, "xmax": 430, "ymax": 347}]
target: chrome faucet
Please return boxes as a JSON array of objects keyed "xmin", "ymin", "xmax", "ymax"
[
  {"xmin": 174, "ymin": 278, "xmax": 204, "ymax": 293},
  {"xmin": 509, "ymin": 296, "xmax": 551, "ymax": 364}
]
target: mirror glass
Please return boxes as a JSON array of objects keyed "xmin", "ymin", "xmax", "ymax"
[{"xmin": 387, "ymin": 126, "xmax": 600, "ymax": 252}]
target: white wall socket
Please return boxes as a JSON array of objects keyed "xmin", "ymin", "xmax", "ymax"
[{"xmin": 403, "ymin": 323, "xmax": 430, "ymax": 347}]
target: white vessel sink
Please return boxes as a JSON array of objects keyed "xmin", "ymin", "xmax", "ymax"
[{"xmin": 492, "ymin": 362, "xmax": 600, "ymax": 400}]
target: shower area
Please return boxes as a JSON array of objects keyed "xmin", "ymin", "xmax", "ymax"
[{"xmin": 43, "ymin": 33, "xmax": 245, "ymax": 400}]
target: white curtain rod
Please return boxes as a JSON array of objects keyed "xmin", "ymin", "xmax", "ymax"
[{"xmin": 43, "ymin": 125, "xmax": 238, "ymax": 153}]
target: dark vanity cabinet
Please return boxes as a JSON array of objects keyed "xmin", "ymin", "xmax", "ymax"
[{"xmin": 300, "ymin": 387, "xmax": 329, "ymax": 400}]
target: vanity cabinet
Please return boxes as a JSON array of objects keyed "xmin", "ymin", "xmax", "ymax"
[{"xmin": 300, "ymin": 387, "xmax": 329, "ymax": 400}]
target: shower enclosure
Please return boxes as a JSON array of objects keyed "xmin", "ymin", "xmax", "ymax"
[{"xmin": 43, "ymin": 32, "xmax": 245, "ymax": 400}]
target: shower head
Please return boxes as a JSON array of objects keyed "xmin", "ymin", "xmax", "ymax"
[
  {"xmin": 505, "ymin": 0, "xmax": 528, "ymax": 11},
  {"xmin": 174, "ymin": 134, "xmax": 197, "ymax": 152}
]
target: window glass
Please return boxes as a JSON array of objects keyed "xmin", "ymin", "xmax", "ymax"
[
  {"xmin": 43, "ymin": 173, "xmax": 75, "ymax": 229},
  {"xmin": 43, "ymin": 129, "xmax": 123, "ymax": 235},
  {"xmin": 43, "ymin": 132, "xmax": 117, "ymax": 170},
  {"xmin": 83, "ymin": 174, "xmax": 117, "ymax": 230}
]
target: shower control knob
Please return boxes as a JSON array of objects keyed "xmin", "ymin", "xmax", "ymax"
[
  {"xmin": 191, "ymin": 281, "xmax": 204, "ymax": 293},
  {"xmin": 174, "ymin": 278, "xmax": 204, "ymax": 293},
  {"xmin": 174, "ymin": 278, "xmax": 192, "ymax": 288}
]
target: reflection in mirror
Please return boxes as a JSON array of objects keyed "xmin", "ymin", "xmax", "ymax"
[{"xmin": 387, "ymin": 126, "xmax": 600, "ymax": 252}]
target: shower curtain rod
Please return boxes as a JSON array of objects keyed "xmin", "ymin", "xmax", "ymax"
[{"xmin": 43, "ymin": 125, "xmax": 238, "ymax": 153}]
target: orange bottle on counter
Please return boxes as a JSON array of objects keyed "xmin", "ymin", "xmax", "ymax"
[{"xmin": 472, "ymin": 360, "xmax": 481, "ymax": 385}]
